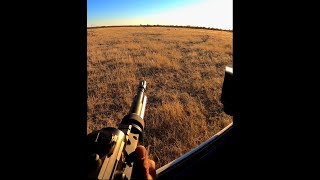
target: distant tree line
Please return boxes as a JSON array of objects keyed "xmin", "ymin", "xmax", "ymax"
[{"xmin": 87, "ymin": 24, "xmax": 232, "ymax": 32}]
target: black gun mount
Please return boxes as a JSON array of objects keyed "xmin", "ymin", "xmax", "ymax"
[{"xmin": 221, "ymin": 66, "xmax": 233, "ymax": 116}]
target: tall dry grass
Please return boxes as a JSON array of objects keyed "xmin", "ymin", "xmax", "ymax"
[{"xmin": 87, "ymin": 27, "xmax": 233, "ymax": 168}]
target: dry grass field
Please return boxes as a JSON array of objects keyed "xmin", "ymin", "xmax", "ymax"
[{"xmin": 87, "ymin": 26, "xmax": 232, "ymax": 168}]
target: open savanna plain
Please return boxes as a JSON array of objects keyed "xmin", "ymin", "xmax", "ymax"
[{"xmin": 87, "ymin": 26, "xmax": 232, "ymax": 168}]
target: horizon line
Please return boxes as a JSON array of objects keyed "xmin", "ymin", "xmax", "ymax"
[{"xmin": 87, "ymin": 24, "xmax": 233, "ymax": 31}]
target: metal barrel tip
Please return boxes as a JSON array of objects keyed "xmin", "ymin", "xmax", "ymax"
[{"xmin": 139, "ymin": 80, "xmax": 147, "ymax": 90}]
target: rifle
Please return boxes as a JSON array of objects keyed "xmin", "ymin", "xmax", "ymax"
[{"xmin": 87, "ymin": 80, "xmax": 148, "ymax": 180}]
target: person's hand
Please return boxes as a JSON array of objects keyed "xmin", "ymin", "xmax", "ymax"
[{"xmin": 133, "ymin": 145, "xmax": 156, "ymax": 180}]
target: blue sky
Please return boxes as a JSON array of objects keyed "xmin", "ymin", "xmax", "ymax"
[{"xmin": 88, "ymin": 0, "xmax": 232, "ymax": 30}]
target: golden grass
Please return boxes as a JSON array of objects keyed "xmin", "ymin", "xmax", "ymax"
[{"xmin": 87, "ymin": 27, "xmax": 233, "ymax": 168}]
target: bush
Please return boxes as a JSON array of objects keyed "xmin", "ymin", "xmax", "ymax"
[{"xmin": 201, "ymin": 35, "xmax": 210, "ymax": 42}]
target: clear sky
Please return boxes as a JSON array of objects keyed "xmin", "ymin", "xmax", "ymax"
[{"xmin": 87, "ymin": 0, "xmax": 232, "ymax": 30}]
